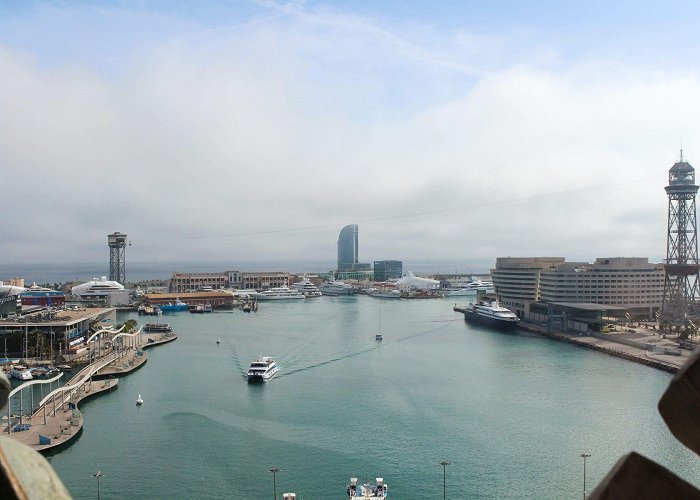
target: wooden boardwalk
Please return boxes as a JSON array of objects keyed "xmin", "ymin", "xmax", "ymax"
[{"xmin": 3, "ymin": 331, "xmax": 177, "ymax": 453}]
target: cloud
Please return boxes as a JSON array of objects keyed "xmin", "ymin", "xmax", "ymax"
[{"xmin": 0, "ymin": 4, "xmax": 697, "ymax": 268}]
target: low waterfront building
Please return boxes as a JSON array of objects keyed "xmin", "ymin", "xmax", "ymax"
[
  {"xmin": 239, "ymin": 272, "xmax": 290, "ymax": 290},
  {"xmin": 20, "ymin": 284, "xmax": 65, "ymax": 308},
  {"xmin": 143, "ymin": 291, "xmax": 235, "ymax": 308},
  {"xmin": 374, "ymin": 260, "xmax": 403, "ymax": 281},
  {"xmin": 170, "ymin": 272, "xmax": 229, "ymax": 293},
  {"xmin": 0, "ymin": 307, "xmax": 115, "ymax": 355}
]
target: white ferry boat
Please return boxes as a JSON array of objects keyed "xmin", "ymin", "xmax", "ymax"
[
  {"xmin": 9, "ymin": 365, "xmax": 33, "ymax": 380},
  {"xmin": 464, "ymin": 299, "xmax": 519, "ymax": 330},
  {"xmin": 290, "ymin": 278, "xmax": 323, "ymax": 297},
  {"xmin": 256, "ymin": 286, "xmax": 305, "ymax": 301},
  {"xmin": 318, "ymin": 280, "xmax": 358, "ymax": 296},
  {"xmin": 247, "ymin": 357, "xmax": 280, "ymax": 382},
  {"xmin": 347, "ymin": 477, "xmax": 387, "ymax": 499}
]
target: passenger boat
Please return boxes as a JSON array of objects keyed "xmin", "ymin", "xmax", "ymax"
[
  {"xmin": 290, "ymin": 277, "xmax": 323, "ymax": 297},
  {"xmin": 256, "ymin": 286, "xmax": 305, "ymax": 301},
  {"xmin": 464, "ymin": 299, "xmax": 519, "ymax": 330},
  {"xmin": 9, "ymin": 366, "xmax": 33, "ymax": 380},
  {"xmin": 347, "ymin": 477, "xmax": 387, "ymax": 499},
  {"xmin": 246, "ymin": 356, "xmax": 280, "ymax": 382},
  {"xmin": 160, "ymin": 299, "xmax": 188, "ymax": 312},
  {"xmin": 144, "ymin": 323, "xmax": 173, "ymax": 333},
  {"xmin": 368, "ymin": 289, "xmax": 401, "ymax": 299},
  {"xmin": 318, "ymin": 280, "xmax": 358, "ymax": 296}
]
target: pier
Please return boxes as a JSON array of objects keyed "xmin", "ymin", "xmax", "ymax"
[{"xmin": 3, "ymin": 327, "xmax": 177, "ymax": 453}]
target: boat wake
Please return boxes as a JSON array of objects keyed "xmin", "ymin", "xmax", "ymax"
[{"xmin": 227, "ymin": 345, "xmax": 246, "ymax": 375}]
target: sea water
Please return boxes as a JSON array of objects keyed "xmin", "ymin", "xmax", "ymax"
[{"xmin": 46, "ymin": 297, "xmax": 699, "ymax": 499}]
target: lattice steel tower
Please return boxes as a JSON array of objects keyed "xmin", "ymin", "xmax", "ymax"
[
  {"xmin": 661, "ymin": 151, "xmax": 700, "ymax": 326},
  {"xmin": 108, "ymin": 232, "xmax": 127, "ymax": 284}
]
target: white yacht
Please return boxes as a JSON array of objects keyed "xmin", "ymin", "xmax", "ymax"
[
  {"xmin": 347, "ymin": 477, "xmax": 387, "ymax": 499},
  {"xmin": 318, "ymin": 280, "xmax": 358, "ymax": 296},
  {"xmin": 290, "ymin": 278, "xmax": 323, "ymax": 297},
  {"xmin": 256, "ymin": 286, "xmax": 305, "ymax": 301},
  {"xmin": 9, "ymin": 365, "xmax": 33, "ymax": 380},
  {"xmin": 464, "ymin": 299, "xmax": 519, "ymax": 330},
  {"xmin": 246, "ymin": 357, "xmax": 280, "ymax": 382}
]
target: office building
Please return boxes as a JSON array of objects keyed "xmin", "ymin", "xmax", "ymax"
[{"xmin": 374, "ymin": 260, "xmax": 403, "ymax": 281}]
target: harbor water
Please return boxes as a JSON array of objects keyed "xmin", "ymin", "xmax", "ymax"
[{"xmin": 46, "ymin": 296, "xmax": 699, "ymax": 498}]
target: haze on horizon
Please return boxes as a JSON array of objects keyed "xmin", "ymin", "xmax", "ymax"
[{"xmin": 2, "ymin": 1, "xmax": 700, "ymax": 267}]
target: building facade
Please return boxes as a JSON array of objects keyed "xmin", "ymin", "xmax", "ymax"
[
  {"xmin": 240, "ymin": 272, "xmax": 290, "ymax": 290},
  {"xmin": 170, "ymin": 272, "xmax": 230, "ymax": 293},
  {"xmin": 492, "ymin": 257, "xmax": 664, "ymax": 318},
  {"xmin": 539, "ymin": 258, "xmax": 664, "ymax": 315},
  {"xmin": 491, "ymin": 257, "xmax": 565, "ymax": 317},
  {"xmin": 374, "ymin": 260, "xmax": 403, "ymax": 281},
  {"xmin": 337, "ymin": 224, "xmax": 359, "ymax": 271}
]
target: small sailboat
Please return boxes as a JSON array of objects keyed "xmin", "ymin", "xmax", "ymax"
[
  {"xmin": 216, "ymin": 337, "xmax": 221, "ymax": 344},
  {"xmin": 375, "ymin": 310, "xmax": 383, "ymax": 341},
  {"xmin": 136, "ymin": 394, "xmax": 144, "ymax": 406}
]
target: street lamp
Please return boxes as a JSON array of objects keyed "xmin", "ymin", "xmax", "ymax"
[
  {"xmin": 439, "ymin": 460, "xmax": 451, "ymax": 500},
  {"xmin": 92, "ymin": 470, "xmax": 105, "ymax": 500},
  {"xmin": 580, "ymin": 453, "xmax": 591, "ymax": 499},
  {"xmin": 268, "ymin": 467, "xmax": 280, "ymax": 500}
]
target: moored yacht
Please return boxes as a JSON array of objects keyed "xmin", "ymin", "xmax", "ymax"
[
  {"xmin": 368, "ymin": 289, "xmax": 401, "ymax": 299},
  {"xmin": 9, "ymin": 365, "xmax": 33, "ymax": 380},
  {"xmin": 256, "ymin": 286, "xmax": 305, "ymax": 301},
  {"xmin": 290, "ymin": 277, "xmax": 323, "ymax": 297},
  {"xmin": 347, "ymin": 477, "xmax": 387, "ymax": 499},
  {"xmin": 246, "ymin": 357, "xmax": 280, "ymax": 382},
  {"xmin": 464, "ymin": 299, "xmax": 519, "ymax": 329},
  {"xmin": 318, "ymin": 280, "xmax": 358, "ymax": 296}
]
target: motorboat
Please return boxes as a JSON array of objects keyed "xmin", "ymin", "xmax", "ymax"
[
  {"xmin": 290, "ymin": 277, "xmax": 323, "ymax": 297},
  {"xmin": 368, "ymin": 289, "xmax": 401, "ymax": 299},
  {"xmin": 318, "ymin": 280, "xmax": 358, "ymax": 296},
  {"xmin": 347, "ymin": 477, "xmax": 387, "ymax": 499},
  {"xmin": 464, "ymin": 299, "xmax": 519, "ymax": 330},
  {"xmin": 136, "ymin": 394, "xmax": 144, "ymax": 406},
  {"xmin": 144, "ymin": 323, "xmax": 173, "ymax": 333},
  {"xmin": 375, "ymin": 334, "xmax": 383, "ymax": 341},
  {"xmin": 9, "ymin": 365, "xmax": 33, "ymax": 381},
  {"xmin": 160, "ymin": 299, "xmax": 188, "ymax": 312},
  {"xmin": 246, "ymin": 356, "xmax": 280, "ymax": 382},
  {"xmin": 256, "ymin": 286, "xmax": 305, "ymax": 301}
]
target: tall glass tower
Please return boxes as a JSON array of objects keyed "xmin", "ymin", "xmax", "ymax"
[{"xmin": 337, "ymin": 224, "xmax": 359, "ymax": 271}]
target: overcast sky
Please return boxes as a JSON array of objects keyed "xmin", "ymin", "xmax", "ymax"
[{"xmin": 2, "ymin": 1, "xmax": 700, "ymax": 269}]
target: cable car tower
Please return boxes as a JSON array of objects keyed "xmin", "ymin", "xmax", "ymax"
[
  {"xmin": 108, "ymin": 232, "xmax": 127, "ymax": 284},
  {"xmin": 661, "ymin": 150, "xmax": 700, "ymax": 328}
]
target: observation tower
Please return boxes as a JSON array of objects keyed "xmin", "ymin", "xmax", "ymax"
[
  {"xmin": 108, "ymin": 232, "xmax": 127, "ymax": 284},
  {"xmin": 661, "ymin": 151, "xmax": 700, "ymax": 329}
]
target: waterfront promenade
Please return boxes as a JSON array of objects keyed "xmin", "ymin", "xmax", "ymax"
[
  {"xmin": 2, "ymin": 330, "xmax": 176, "ymax": 453},
  {"xmin": 454, "ymin": 305, "xmax": 691, "ymax": 372}
]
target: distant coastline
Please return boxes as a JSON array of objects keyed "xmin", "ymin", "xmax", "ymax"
[{"xmin": 0, "ymin": 259, "xmax": 492, "ymax": 284}]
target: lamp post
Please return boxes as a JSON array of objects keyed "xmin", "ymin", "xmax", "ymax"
[
  {"xmin": 580, "ymin": 453, "xmax": 591, "ymax": 499},
  {"xmin": 268, "ymin": 467, "xmax": 280, "ymax": 500},
  {"xmin": 92, "ymin": 470, "xmax": 105, "ymax": 500},
  {"xmin": 439, "ymin": 460, "xmax": 451, "ymax": 500}
]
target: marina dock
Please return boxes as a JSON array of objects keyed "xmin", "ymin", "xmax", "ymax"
[{"xmin": 3, "ymin": 330, "xmax": 177, "ymax": 453}]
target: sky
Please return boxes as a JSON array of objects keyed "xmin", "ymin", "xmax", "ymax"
[{"xmin": 2, "ymin": 1, "xmax": 700, "ymax": 270}]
